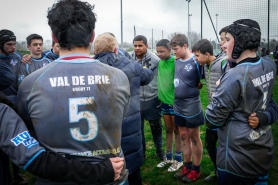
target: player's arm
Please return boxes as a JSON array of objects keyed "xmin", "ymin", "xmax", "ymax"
[
  {"xmin": 205, "ymin": 72, "xmax": 241, "ymax": 129},
  {"xmin": 197, "ymin": 63, "xmax": 203, "ymax": 89},
  {"xmin": 21, "ymin": 54, "xmax": 32, "ymax": 64},
  {"xmin": 137, "ymin": 62, "xmax": 153, "ymax": 86},
  {"xmin": 0, "ymin": 103, "xmax": 115, "ymax": 184}
]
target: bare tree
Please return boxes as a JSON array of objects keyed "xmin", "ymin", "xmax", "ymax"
[
  {"xmin": 187, "ymin": 31, "xmax": 201, "ymax": 49},
  {"xmin": 122, "ymin": 42, "xmax": 133, "ymax": 49},
  {"xmin": 168, "ymin": 32, "xmax": 183, "ymax": 41},
  {"xmin": 44, "ymin": 39, "xmax": 52, "ymax": 50},
  {"xmin": 16, "ymin": 41, "xmax": 27, "ymax": 51}
]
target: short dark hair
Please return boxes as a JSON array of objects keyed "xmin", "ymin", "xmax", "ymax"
[
  {"xmin": 156, "ymin": 39, "xmax": 170, "ymax": 49},
  {"xmin": 170, "ymin": 34, "xmax": 188, "ymax": 47},
  {"xmin": 26, "ymin": 34, "xmax": 43, "ymax": 46},
  {"xmin": 47, "ymin": 0, "xmax": 97, "ymax": 50},
  {"xmin": 133, "ymin": 35, "xmax": 147, "ymax": 45},
  {"xmin": 219, "ymin": 26, "xmax": 228, "ymax": 35},
  {"xmin": 192, "ymin": 39, "xmax": 213, "ymax": 55}
]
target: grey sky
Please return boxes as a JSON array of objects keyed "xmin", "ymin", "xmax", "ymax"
[
  {"xmin": 0, "ymin": 0, "xmax": 276, "ymax": 46},
  {"xmin": 0, "ymin": 0, "xmax": 201, "ymax": 44}
]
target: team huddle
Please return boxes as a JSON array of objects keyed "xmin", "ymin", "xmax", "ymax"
[{"xmin": 0, "ymin": 0, "xmax": 278, "ymax": 185}]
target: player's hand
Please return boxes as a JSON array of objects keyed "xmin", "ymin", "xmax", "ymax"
[
  {"xmin": 216, "ymin": 79, "xmax": 220, "ymax": 87},
  {"xmin": 21, "ymin": 54, "xmax": 32, "ymax": 64},
  {"xmin": 109, "ymin": 157, "xmax": 124, "ymax": 181},
  {"xmin": 248, "ymin": 112, "xmax": 259, "ymax": 129},
  {"xmin": 197, "ymin": 82, "xmax": 203, "ymax": 89}
]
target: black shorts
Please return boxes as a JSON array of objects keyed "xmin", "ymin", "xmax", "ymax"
[
  {"xmin": 140, "ymin": 97, "xmax": 161, "ymax": 121},
  {"xmin": 174, "ymin": 111, "xmax": 204, "ymax": 128}
]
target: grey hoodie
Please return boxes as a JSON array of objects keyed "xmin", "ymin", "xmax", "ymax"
[{"xmin": 131, "ymin": 49, "xmax": 160, "ymax": 101}]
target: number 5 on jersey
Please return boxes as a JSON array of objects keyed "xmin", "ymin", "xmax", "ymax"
[{"xmin": 69, "ymin": 97, "xmax": 98, "ymax": 141}]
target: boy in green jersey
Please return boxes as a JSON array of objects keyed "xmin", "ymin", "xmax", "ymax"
[{"xmin": 156, "ymin": 39, "xmax": 182, "ymax": 172}]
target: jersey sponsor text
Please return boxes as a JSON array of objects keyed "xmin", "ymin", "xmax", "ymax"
[
  {"xmin": 49, "ymin": 75, "xmax": 110, "ymax": 88},
  {"xmin": 11, "ymin": 131, "xmax": 39, "ymax": 149},
  {"xmin": 252, "ymin": 71, "xmax": 274, "ymax": 87}
]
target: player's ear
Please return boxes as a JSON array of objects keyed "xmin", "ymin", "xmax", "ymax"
[
  {"xmin": 114, "ymin": 47, "xmax": 118, "ymax": 55},
  {"xmin": 51, "ymin": 32, "xmax": 58, "ymax": 43},
  {"xmin": 90, "ymin": 31, "xmax": 95, "ymax": 43}
]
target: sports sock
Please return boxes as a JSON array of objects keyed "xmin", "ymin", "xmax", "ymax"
[
  {"xmin": 184, "ymin": 161, "xmax": 192, "ymax": 170},
  {"xmin": 174, "ymin": 151, "xmax": 182, "ymax": 162},
  {"xmin": 192, "ymin": 165, "xmax": 200, "ymax": 173},
  {"xmin": 166, "ymin": 151, "xmax": 173, "ymax": 160}
]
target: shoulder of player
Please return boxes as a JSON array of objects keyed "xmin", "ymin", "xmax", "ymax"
[
  {"xmin": 13, "ymin": 52, "xmax": 22, "ymax": 59},
  {"xmin": 261, "ymin": 57, "xmax": 276, "ymax": 69}
]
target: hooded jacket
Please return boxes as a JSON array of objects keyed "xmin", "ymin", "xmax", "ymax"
[
  {"xmin": 131, "ymin": 49, "xmax": 160, "ymax": 101},
  {"xmin": 95, "ymin": 52, "xmax": 153, "ymax": 174}
]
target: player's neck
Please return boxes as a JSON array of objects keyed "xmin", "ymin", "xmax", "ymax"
[
  {"xmin": 59, "ymin": 47, "xmax": 91, "ymax": 57},
  {"xmin": 31, "ymin": 53, "xmax": 42, "ymax": 59},
  {"xmin": 236, "ymin": 50, "xmax": 257, "ymax": 63},
  {"xmin": 207, "ymin": 55, "xmax": 216, "ymax": 65},
  {"xmin": 181, "ymin": 50, "xmax": 193, "ymax": 60}
]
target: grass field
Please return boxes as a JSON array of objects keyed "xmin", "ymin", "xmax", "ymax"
[{"xmin": 22, "ymin": 76, "xmax": 278, "ymax": 185}]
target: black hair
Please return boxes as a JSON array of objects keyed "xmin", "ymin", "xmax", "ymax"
[
  {"xmin": 133, "ymin": 35, "xmax": 147, "ymax": 45},
  {"xmin": 47, "ymin": 0, "xmax": 97, "ymax": 50},
  {"xmin": 26, "ymin": 34, "xmax": 43, "ymax": 46},
  {"xmin": 192, "ymin": 39, "xmax": 213, "ymax": 55},
  {"xmin": 219, "ymin": 26, "xmax": 228, "ymax": 35},
  {"xmin": 156, "ymin": 39, "xmax": 170, "ymax": 49},
  {"xmin": 170, "ymin": 34, "xmax": 188, "ymax": 47}
]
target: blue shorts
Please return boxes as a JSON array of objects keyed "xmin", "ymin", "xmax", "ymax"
[
  {"xmin": 160, "ymin": 103, "xmax": 174, "ymax": 115},
  {"xmin": 174, "ymin": 111, "xmax": 204, "ymax": 128}
]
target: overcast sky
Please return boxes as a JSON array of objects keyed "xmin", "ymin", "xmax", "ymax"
[
  {"xmin": 0, "ymin": 0, "xmax": 202, "ymax": 44},
  {"xmin": 0, "ymin": 0, "xmax": 276, "ymax": 46}
]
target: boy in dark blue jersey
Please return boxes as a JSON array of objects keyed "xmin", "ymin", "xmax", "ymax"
[
  {"xmin": 17, "ymin": 0, "xmax": 130, "ymax": 184},
  {"xmin": 206, "ymin": 19, "xmax": 276, "ymax": 185},
  {"xmin": 18, "ymin": 34, "xmax": 51, "ymax": 85},
  {"xmin": 43, "ymin": 40, "xmax": 60, "ymax": 60},
  {"xmin": 170, "ymin": 34, "xmax": 203, "ymax": 183},
  {"xmin": 0, "ymin": 29, "xmax": 28, "ymax": 185},
  {"xmin": 0, "ymin": 30, "xmax": 22, "ymax": 104}
]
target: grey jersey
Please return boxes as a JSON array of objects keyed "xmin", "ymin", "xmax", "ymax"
[
  {"xmin": 174, "ymin": 56, "xmax": 202, "ymax": 117},
  {"xmin": 17, "ymin": 55, "xmax": 130, "ymax": 184},
  {"xmin": 206, "ymin": 57, "xmax": 276, "ymax": 177},
  {"xmin": 131, "ymin": 50, "xmax": 160, "ymax": 101},
  {"xmin": 204, "ymin": 53, "xmax": 226, "ymax": 103},
  {"xmin": 0, "ymin": 52, "xmax": 21, "ymax": 104},
  {"xmin": 18, "ymin": 55, "xmax": 52, "ymax": 86},
  {"xmin": 0, "ymin": 103, "xmax": 45, "ymax": 170}
]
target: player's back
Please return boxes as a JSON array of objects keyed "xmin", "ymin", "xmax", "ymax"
[
  {"xmin": 212, "ymin": 56, "xmax": 276, "ymax": 177},
  {"xmin": 17, "ymin": 56, "xmax": 130, "ymax": 184}
]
